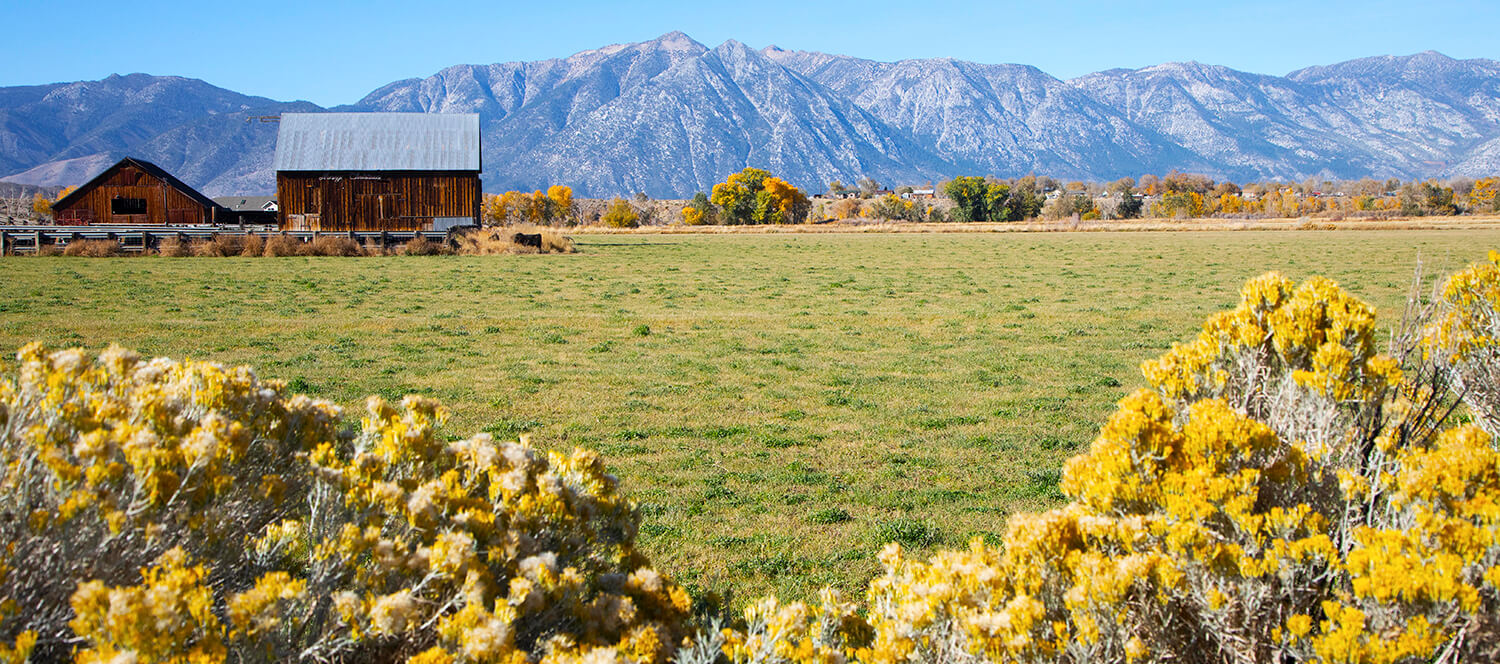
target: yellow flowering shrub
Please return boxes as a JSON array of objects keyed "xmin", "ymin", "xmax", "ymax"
[
  {"xmin": 1425, "ymin": 250, "xmax": 1500, "ymax": 435},
  {"xmin": 70, "ymin": 547, "xmax": 225, "ymax": 664},
  {"xmin": 0, "ymin": 344, "xmax": 692, "ymax": 663},
  {"xmin": 3, "ymin": 256, "xmax": 1500, "ymax": 664},
  {"xmin": 702, "ymin": 265, "xmax": 1500, "ymax": 664}
]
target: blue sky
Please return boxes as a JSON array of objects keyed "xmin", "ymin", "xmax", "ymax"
[{"xmin": 4, "ymin": 0, "xmax": 1496, "ymax": 107}]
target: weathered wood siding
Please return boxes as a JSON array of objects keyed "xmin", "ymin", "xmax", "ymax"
[
  {"xmin": 55, "ymin": 164, "xmax": 218, "ymax": 225},
  {"xmin": 276, "ymin": 171, "xmax": 480, "ymax": 231}
]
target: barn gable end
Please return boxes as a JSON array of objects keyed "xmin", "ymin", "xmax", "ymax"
[{"xmin": 52, "ymin": 157, "xmax": 225, "ymax": 226}]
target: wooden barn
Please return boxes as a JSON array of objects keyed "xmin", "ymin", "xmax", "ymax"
[
  {"xmin": 274, "ymin": 113, "xmax": 481, "ymax": 231},
  {"xmin": 52, "ymin": 157, "xmax": 226, "ymax": 225}
]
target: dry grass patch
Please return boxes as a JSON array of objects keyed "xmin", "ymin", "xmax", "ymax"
[
  {"xmin": 156, "ymin": 236, "xmax": 192, "ymax": 257},
  {"xmin": 240, "ymin": 234, "xmax": 265, "ymax": 257},
  {"xmin": 400, "ymin": 234, "xmax": 446, "ymax": 256},
  {"xmin": 192, "ymin": 235, "xmax": 243, "ymax": 257},
  {"xmin": 308, "ymin": 236, "xmax": 365, "ymax": 257},
  {"xmin": 262, "ymin": 235, "xmax": 305, "ymax": 257},
  {"xmin": 455, "ymin": 227, "xmax": 575, "ymax": 255},
  {"xmin": 61, "ymin": 240, "xmax": 123, "ymax": 258}
]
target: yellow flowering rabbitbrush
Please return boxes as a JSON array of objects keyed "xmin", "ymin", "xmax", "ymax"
[
  {"xmin": 1425, "ymin": 251, "xmax": 1500, "ymax": 435},
  {"xmin": 0, "ymin": 344, "xmax": 692, "ymax": 663},
  {"xmin": 3, "ymin": 253, "xmax": 1500, "ymax": 664},
  {"xmin": 703, "ymin": 262, "xmax": 1500, "ymax": 664}
]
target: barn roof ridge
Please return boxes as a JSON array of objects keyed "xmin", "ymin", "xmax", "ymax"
[{"xmin": 273, "ymin": 112, "xmax": 481, "ymax": 173}]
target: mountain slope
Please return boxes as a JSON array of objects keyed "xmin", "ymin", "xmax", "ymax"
[
  {"xmin": 764, "ymin": 48, "xmax": 1206, "ymax": 180},
  {"xmin": 1068, "ymin": 53, "xmax": 1500, "ymax": 180},
  {"xmin": 0, "ymin": 74, "xmax": 312, "ymax": 186},
  {"xmin": 349, "ymin": 33, "xmax": 951, "ymax": 195},
  {"xmin": 2, "ymin": 37, "xmax": 1498, "ymax": 197},
  {"xmin": 1286, "ymin": 51, "xmax": 1500, "ymax": 176}
]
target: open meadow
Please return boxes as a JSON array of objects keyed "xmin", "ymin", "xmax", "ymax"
[{"xmin": 2, "ymin": 229, "xmax": 1498, "ymax": 605}]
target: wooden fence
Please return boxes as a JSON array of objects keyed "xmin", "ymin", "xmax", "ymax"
[{"xmin": 0, "ymin": 224, "xmax": 463, "ymax": 254}]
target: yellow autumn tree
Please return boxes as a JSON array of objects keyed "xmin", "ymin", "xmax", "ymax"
[
  {"xmin": 601, "ymin": 197, "xmax": 640, "ymax": 228},
  {"xmin": 760, "ymin": 176, "xmax": 811, "ymax": 224},
  {"xmin": 1219, "ymin": 192, "xmax": 1246, "ymax": 214},
  {"xmin": 483, "ymin": 191, "xmax": 527, "ymax": 225},
  {"xmin": 710, "ymin": 168, "xmax": 810, "ymax": 225},
  {"xmin": 547, "ymin": 185, "xmax": 575, "ymax": 225},
  {"xmin": 1470, "ymin": 177, "xmax": 1499, "ymax": 213},
  {"xmin": 31, "ymin": 193, "xmax": 51, "ymax": 218},
  {"xmin": 485, "ymin": 187, "xmax": 575, "ymax": 226}
]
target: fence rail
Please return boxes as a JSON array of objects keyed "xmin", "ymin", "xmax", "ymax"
[{"xmin": 0, "ymin": 225, "xmax": 464, "ymax": 254}]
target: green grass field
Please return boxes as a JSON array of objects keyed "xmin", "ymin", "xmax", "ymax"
[{"xmin": 2, "ymin": 230, "xmax": 1497, "ymax": 604}]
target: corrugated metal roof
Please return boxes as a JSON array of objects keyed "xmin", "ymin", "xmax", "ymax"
[{"xmin": 273, "ymin": 113, "xmax": 480, "ymax": 172}]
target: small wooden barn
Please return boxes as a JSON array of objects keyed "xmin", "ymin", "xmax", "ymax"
[
  {"xmin": 52, "ymin": 157, "xmax": 225, "ymax": 225},
  {"xmin": 274, "ymin": 113, "xmax": 481, "ymax": 232}
]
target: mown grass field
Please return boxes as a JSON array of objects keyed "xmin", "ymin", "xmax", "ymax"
[{"xmin": 2, "ymin": 230, "xmax": 1497, "ymax": 604}]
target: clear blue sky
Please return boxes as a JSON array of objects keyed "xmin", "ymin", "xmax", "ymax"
[{"xmin": 4, "ymin": 0, "xmax": 1496, "ymax": 107}]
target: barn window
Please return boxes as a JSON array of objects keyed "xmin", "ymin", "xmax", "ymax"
[{"xmin": 111, "ymin": 197, "xmax": 148, "ymax": 214}]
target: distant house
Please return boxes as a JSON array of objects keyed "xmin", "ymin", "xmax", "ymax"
[
  {"xmin": 212, "ymin": 196, "xmax": 279, "ymax": 225},
  {"xmin": 273, "ymin": 112, "xmax": 481, "ymax": 232},
  {"xmin": 902, "ymin": 189, "xmax": 936, "ymax": 200},
  {"xmin": 52, "ymin": 157, "xmax": 225, "ymax": 225}
]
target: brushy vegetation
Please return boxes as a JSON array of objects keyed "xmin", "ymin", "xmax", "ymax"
[
  {"xmin": 0, "ymin": 249, "xmax": 1498, "ymax": 662},
  {"xmin": 60, "ymin": 240, "xmax": 123, "ymax": 258},
  {"xmin": 0, "ymin": 345, "xmax": 691, "ymax": 663},
  {"xmin": 0, "ymin": 231, "xmax": 1496, "ymax": 608},
  {"xmin": 23, "ymin": 230, "xmax": 580, "ymax": 259},
  {"xmin": 452, "ymin": 228, "xmax": 575, "ymax": 255}
]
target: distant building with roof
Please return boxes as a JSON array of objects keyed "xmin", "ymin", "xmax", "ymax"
[
  {"xmin": 212, "ymin": 196, "xmax": 279, "ymax": 226},
  {"xmin": 52, "ymin": 157, "xmax": 226, "ymax": 225},
  {"xmin": 273, "ymin": 113, "xmax": 481, "ymax": 231}
]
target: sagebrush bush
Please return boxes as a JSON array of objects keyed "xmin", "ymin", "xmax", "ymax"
[{"xmin": 1, "ymin": 253, "xmax": 1498, "ymax": 664}]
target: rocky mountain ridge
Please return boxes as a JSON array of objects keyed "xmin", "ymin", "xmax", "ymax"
[{"xmin": 2, "ymin": 34, "xmax": 1496, "ymax": 197}]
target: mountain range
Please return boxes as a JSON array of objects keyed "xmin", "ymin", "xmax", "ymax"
[{"xmin": 3, "ymin": 32, "xmax": 1498, "ymax": 197}]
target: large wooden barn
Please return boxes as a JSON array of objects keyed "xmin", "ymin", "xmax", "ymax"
[
  {"xmin": 274, "ymin": 113, "xmax": 481, "ymax": 231},
  {"xmin": 52, "ymin": 157, "xmax": 226, "ymax": 225}
]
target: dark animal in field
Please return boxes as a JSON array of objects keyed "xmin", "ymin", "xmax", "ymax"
[{"xmin": 511, "ymin": 233, "xmax": 543, "ymax": 248}]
